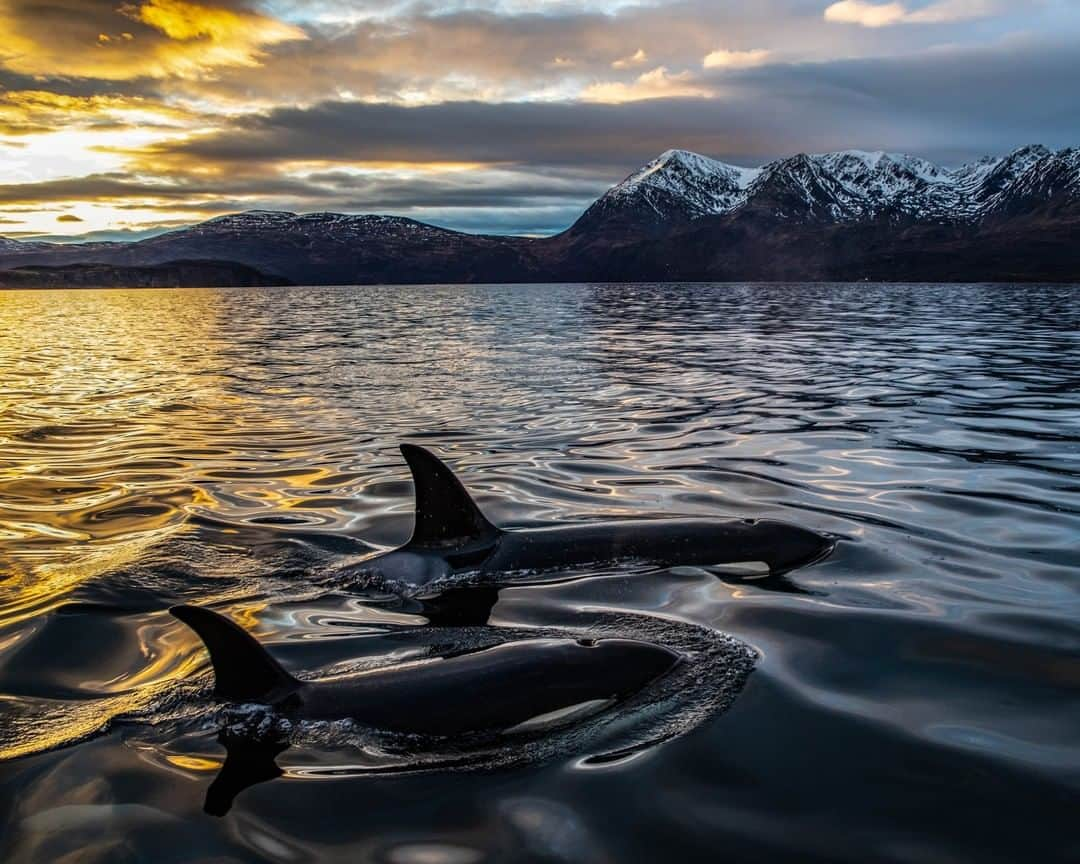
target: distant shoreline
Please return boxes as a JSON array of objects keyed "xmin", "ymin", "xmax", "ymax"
[
  {"xmin": 0, "ymin": 260, "xmax": 291, "ymax": 290},
  {"xmin": 3, "ymin": 277, "xmax": 1078, "ymax": 291}
]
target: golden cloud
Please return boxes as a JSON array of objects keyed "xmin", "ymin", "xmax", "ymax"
[
  {"xmin": 702, "ymin": 48, "xmax": 772, "ymax": 69},
  {"xmin": 612, "ymin": 48, "xmax": 648, "ymax": 70},
  {"xmin": 0, "ymin": 0, "xmax": 306, "ymax": 80},
  {"xmin": 581, "ymin": 67, "xmax": 714, "ymax": 104},
  {"xmin": 122, "ymin": 0, "xmax": 301, "ymax": 47},
  {"xmin": 0, "ymin": 90, "xmax": 193, "ymax": 135}
]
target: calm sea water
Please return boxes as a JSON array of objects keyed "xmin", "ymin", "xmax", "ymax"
[{"xmin": 0, "ymin": 283, "xmax": 1077, "ymax": 863}]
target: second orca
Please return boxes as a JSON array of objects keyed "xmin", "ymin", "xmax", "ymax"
[
  {"xmin": 352, "ymin": 444, "xmax": 835, "ymax": 587},
  {"xmin": 170, "ymin": 604, "xmax": 681, "ymax": 737}
]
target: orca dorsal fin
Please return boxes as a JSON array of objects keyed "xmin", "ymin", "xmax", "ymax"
[
  {"xmin": 170, "ymin": 605, "xmax": 299, "ymax": 703},
  {"xmin": 400, "ymin": 443, "xmax": 501, "ymax": 549}
]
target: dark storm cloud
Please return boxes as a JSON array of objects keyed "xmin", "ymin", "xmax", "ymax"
[
  {"xmin": 0, "ymin": 167, "xmax": 599, "ymax": 207},
  {"xmin": 302, "ymin": 169, "xmax": 599, "ymax": 208},
  {"xmin": 147, "ymin": 99, "xmax": 737, "ymax": 168},
  {"xmin": 0, "ymin": 69, "xmax": 160, "ymax": 100},
  {"xmin": 0, "ymin": 172, "xmax": 332, "ymax": 204},
  {"xmin": 143, "ymin": 36, "xmax": 1080, "ymax": 174},
  {"xmin": 722, "ymin": 37, "xmax": 1080, "ymax": 160}
]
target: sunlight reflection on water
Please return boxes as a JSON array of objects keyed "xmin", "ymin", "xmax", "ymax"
[{"xmin": 0, "ymin": 283, "xmax": 1077, "ymax": 863}]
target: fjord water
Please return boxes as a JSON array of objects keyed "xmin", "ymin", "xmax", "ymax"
[{"xmin": 0, "ymin": 283, "xmax": 1077, "ymax": 863}]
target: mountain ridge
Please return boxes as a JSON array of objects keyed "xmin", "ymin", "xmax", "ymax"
[
  {"xmin": 2, "ymin": 145, "xmax": 1078, "ymax": 285},
  {"xmin": 573, "ymin": 144, "xmax": 1079, "ymax": 231}
]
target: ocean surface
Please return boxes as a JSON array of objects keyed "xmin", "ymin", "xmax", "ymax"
[{"xmin": 0, "ymin": 282, "xmax": 1076, "ymax": 863}]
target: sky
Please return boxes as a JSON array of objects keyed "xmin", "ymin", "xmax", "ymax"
[{"xmin": 1, "ymin": 0, "xmax": 1078, "ymax": 240}]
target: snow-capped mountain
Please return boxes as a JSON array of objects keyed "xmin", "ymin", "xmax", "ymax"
[
  {"xmin": 954, "ymin": 144, "xmax": 1051, "ymax": 210},
  {"xmin": 982, "ymin": 147, "xmax": 1080, "ymax": 217},
  {"xmin": 580, "ymin": 149, "xmax": 760, "ymax": 228},
  {"xmin": 575, "ymin": 145, "xmax": 1080, "ymax": 230}
]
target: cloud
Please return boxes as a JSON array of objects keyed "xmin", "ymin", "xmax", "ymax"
[
  {"xmin": 824, "ymin": 1, "xmax": 908, "ymax": 26},
  {"xmin": 1, "ymin": 1, "xmax": 974, "ymax": 111},
  {"xmin": 702, "ymin": 48, "xmax": 772, "ymax": 69},
  {"xmin": 0, "ymin": 89, "xmax": 191, "ymax": 135},
  {"xmin": 903, "ymin": 0, "xmax": 1001, "ymax": 24},
  {"xmin": 104, "ymin": 36, "xmax": 1078, "ymax": 180},
  {"xmin": 101, "ymin": 2, "xmax": 869, "ymax": 109},
  {"xmin": 0, "ymin": 0, "xmax": 306, "ymax": 80},
  {"xmin": 582, "ymin": 67, "xmax": 714, "ymax": 103},
  {"xmin": 19, "ymin": 223, "xmax": 193, "ymax": 243},
  {"xmin": 0, "ymin": 172, "xmax": 334, "ymax": 205},
  {"xmin": 612, "ymin": 48, "xmax": 648, "ymax": 69},
  {"xmin": 56, "ymin": 214, "xmax": 84, "ymax": 222},
  {"xmin": 824, "ymin": 0, "xmax": 1001, "ymax": 28}
]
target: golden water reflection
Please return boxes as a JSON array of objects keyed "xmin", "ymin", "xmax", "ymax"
[{"xmin": 0, "ymin": 289, "xmax": 332, "ymax": 623}]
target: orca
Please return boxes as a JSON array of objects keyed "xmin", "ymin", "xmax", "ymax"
[
  {"xmin": 169, "ymin": 605, "xmax": 682, "ymax": 738},
  {"xmin": 352, "ymin": 444, "xmax": 835, "ymax": 588}
]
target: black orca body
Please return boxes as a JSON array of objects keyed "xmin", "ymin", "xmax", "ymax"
[
  {"xmin": 357, "ymin": 444, "xmax": 835, "ymax": 588},
  {"xmin": 170, "ymin": 605, "xmax": 681, "ymax": 737}
]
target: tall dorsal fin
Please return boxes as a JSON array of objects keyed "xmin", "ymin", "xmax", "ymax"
[
  {"xmin": 170, "ymin": 605, "xmax": 299, "ymax": 703},
  {"xmin": 400, "ymin": 443, "xmax": 501, "ymax": 548}
]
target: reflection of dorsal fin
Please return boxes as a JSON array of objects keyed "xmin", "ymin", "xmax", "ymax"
[
  {"xmin": 400, "ymin": 444, "xmax": 501, "ymax": 549},
  {"xmin": 204, "ymin": 731, "xmax": 287, "ymax": 817},
  {"xmin": 170, "ymin": 605, "xmax": 299, "ymax": 703}
]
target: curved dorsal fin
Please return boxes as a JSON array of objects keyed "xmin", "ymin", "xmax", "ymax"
[
  {"xmin": 400, "ymin": 444, "xmax": 500, "ymax": 548},
  {"xmin": 170, "ymin": 605, "xmax": 299, "ymax": 703}
]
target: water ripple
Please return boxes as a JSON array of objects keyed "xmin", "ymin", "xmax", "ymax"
[{"xmin": 0, "ymin": 283, "xmax": 1077, "ymax": 863}]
